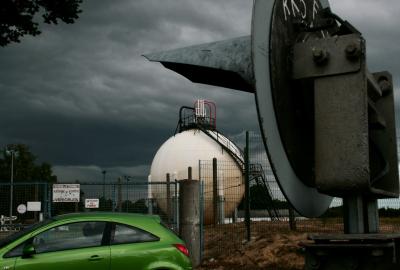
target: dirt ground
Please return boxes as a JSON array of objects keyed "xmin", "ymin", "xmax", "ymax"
[
  {"xmin": 196, "ymin": 219, "xmax": 400, "ymax": 270},
  {"xmin": 196, "ymin": 222, "xmax": 310, "ymax": 270}
]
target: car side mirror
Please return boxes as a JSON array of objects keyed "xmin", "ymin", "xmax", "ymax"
[{"xmin": 22, "ymin": 244, "xmax": 36, "ymax": 258}]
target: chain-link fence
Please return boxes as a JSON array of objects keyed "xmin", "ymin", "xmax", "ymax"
[
  {"xmin": 0, "ymin": 182, "xmax": 50, "ymax": 230},
  {"xmin": 0, "ymin": 181, "xmax": 178, "ymax": 235},
  {"xmin": 198, "ymin": 131, "xmax": 400, "ymax": 257},
  {"xmin": 1, "ymin": 131, "xmax": 400, "ymax": 260}
]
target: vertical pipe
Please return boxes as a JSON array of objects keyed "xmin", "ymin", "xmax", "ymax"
[
  {"xmin": 343, "ymin": 196, "xmax": 364, "ymax": 234},
  {"xmin": 365, "ymin": 198, "xmax": 379, "ymax": 233},
  {"xmin": 166, "ymin": 173, "xmax": 171, "ymax": 225},
  {"xmin": 179, "ymin": 180, "xmax": 201, "ymax": 267},
  {"xmin": 244, "ymin": 131, "xmax": 251, "ymax": 241},
  {"xmin": 212, "ymin": 158, "xmax": 218, "ymax": 226},
  {"xmin": 188, "ymin": 167, "xmax": 192, "ymax": 180}
]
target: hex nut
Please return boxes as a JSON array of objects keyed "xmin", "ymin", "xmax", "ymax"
[
  {"xmin": 345, "ymin": 43, "xmax": 361, "ymax": 60},
  {"xmin": 312, "ymin": 48, "xmax": 329, "ymax": 65}
]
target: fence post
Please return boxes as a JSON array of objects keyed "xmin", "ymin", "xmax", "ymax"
[
  {"xmin": 289, "ymin": 207, "xmax": 297, "ymax": 231},
  {"xmin": 117, "ymin": 177, "xmax": 122, "ymax": 212},
  {"xmin": 112, "ymin": 183, "xmax": 116, "ymax": 212},
  {"xmin": 244, "ymin": 131, "xmax": 251, "ymax": 242},
  {"xmin": 232, "ymin": 207, "xmax": 238, "ymax": 223},
  {"xmin": 179, "ymin": 180, "xmax": 201, "ymax": 267},
  {"xmin": 74, "ymin": 180, "xmax": 79, "ymax": 212},
  {"xmin": 213, "ymin": 158, "xmax": 218, "ymax": 226},
  {"xmin": 174, "ymin": 179, "xmax": 179, "ymax": 231},
  {"xmin": 199, "ymin": 180, "xmax": 204, "ymax": 261},
  {"xmin": 148, "ymin": 175, "xmax": 153, "ymax": 215},
  {"xmin": 46, "ymin": 183, "xmax": 52, "ymax": 218},
  {"xmin": 166, "ymin": 173, "xmax": 171, "ymax": 226},
  {"xmin": 34, "ymin": 183, "xmax": 39, "ymax": 221}
]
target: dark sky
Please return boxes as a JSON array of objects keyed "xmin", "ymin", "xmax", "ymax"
[{"xmin": 0, "ymin": 0, "xmax": 399, "ymax": 183}]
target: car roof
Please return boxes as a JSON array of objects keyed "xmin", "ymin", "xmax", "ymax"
[{"xmin": 53, "ymin": 212, "xmax": 161, "ymax": 223}]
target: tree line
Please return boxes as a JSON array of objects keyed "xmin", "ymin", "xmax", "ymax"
[{"xmin": 0, "ymin": 144, "xmax": 57, "ymax": 183}]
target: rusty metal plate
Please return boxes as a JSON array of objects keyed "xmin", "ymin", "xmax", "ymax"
[{"xmin": 292, "ymin": 34, "xmax": 362, "ymax": 79}]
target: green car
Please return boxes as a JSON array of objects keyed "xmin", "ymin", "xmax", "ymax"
[{"xmin": 0, "ymin": 212, "xmax": 192, "ymax": 270}]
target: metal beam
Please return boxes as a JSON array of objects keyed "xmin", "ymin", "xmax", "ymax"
[{"xmin": 144, "ymin": 36, "xmax": 254, "ymax": 93}]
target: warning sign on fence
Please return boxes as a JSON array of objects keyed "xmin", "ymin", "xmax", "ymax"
[
  {"xmin": 85, "ymin": 199, "xmax": 100, "ymax": 209},
  {"xmin": 53, "ymin": 184, "xmax": 80, "ymax": 202}
]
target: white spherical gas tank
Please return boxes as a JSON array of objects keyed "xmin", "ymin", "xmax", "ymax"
[{"xmin": 149, "ymin": 129, "xmax": 244, "ymax": 224}]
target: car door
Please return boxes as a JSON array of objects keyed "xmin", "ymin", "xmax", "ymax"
[
  {"xmin": 13, "ymin": 221, "xmax": 110, "ymax": 270},
  {"xmin": 109, "ymin": 223, "xmax": 161, "ymax": 270}
]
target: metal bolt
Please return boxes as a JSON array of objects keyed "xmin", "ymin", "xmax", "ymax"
[
  {"xmin": 345, "ymin": 43, "xmax": 360, "ymax": 60},
  {"xmin": 312, "ymin": 48, "xmax": 329, "ymax": 65}
]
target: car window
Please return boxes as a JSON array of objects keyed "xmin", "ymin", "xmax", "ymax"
[
  {"xmin": 32, "ymin": 221, "xmax": 106, "ymax": 254},
  {"xmin": 111, "ymin": 224, "xmax": 159, "ymax": 245},
  {"xmin": 3, "ymin": 242, "xmax": 26, "ymax": 258},
  {"xmin": 0, "ymin": 219, "xmax": 54, "ymax": 249}
]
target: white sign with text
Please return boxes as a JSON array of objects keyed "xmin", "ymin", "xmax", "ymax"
[
  {"xmin": 53, "ymin": 184, "xmax": 80, "ymax": 203},
  {"xmin": 27, "ymin": 201, "xmax": 41, "ymax": 212},
  {"xmin": 85, "ymin": 199, "xmax": 100, "ymax": 209}
]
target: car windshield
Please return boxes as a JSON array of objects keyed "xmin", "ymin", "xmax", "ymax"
[{"xmin": 0, "ymin": 219, "xmax": 54, "ymax": 248}]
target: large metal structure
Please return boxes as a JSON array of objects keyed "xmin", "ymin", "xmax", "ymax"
[{"xmin": 145, "ymin": 0, "xmax": 399, "ymax": 269}]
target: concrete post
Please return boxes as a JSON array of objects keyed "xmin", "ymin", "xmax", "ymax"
[{"xmin": 179, "ymin": 180, "xmax": 201, "ymax": 267}]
